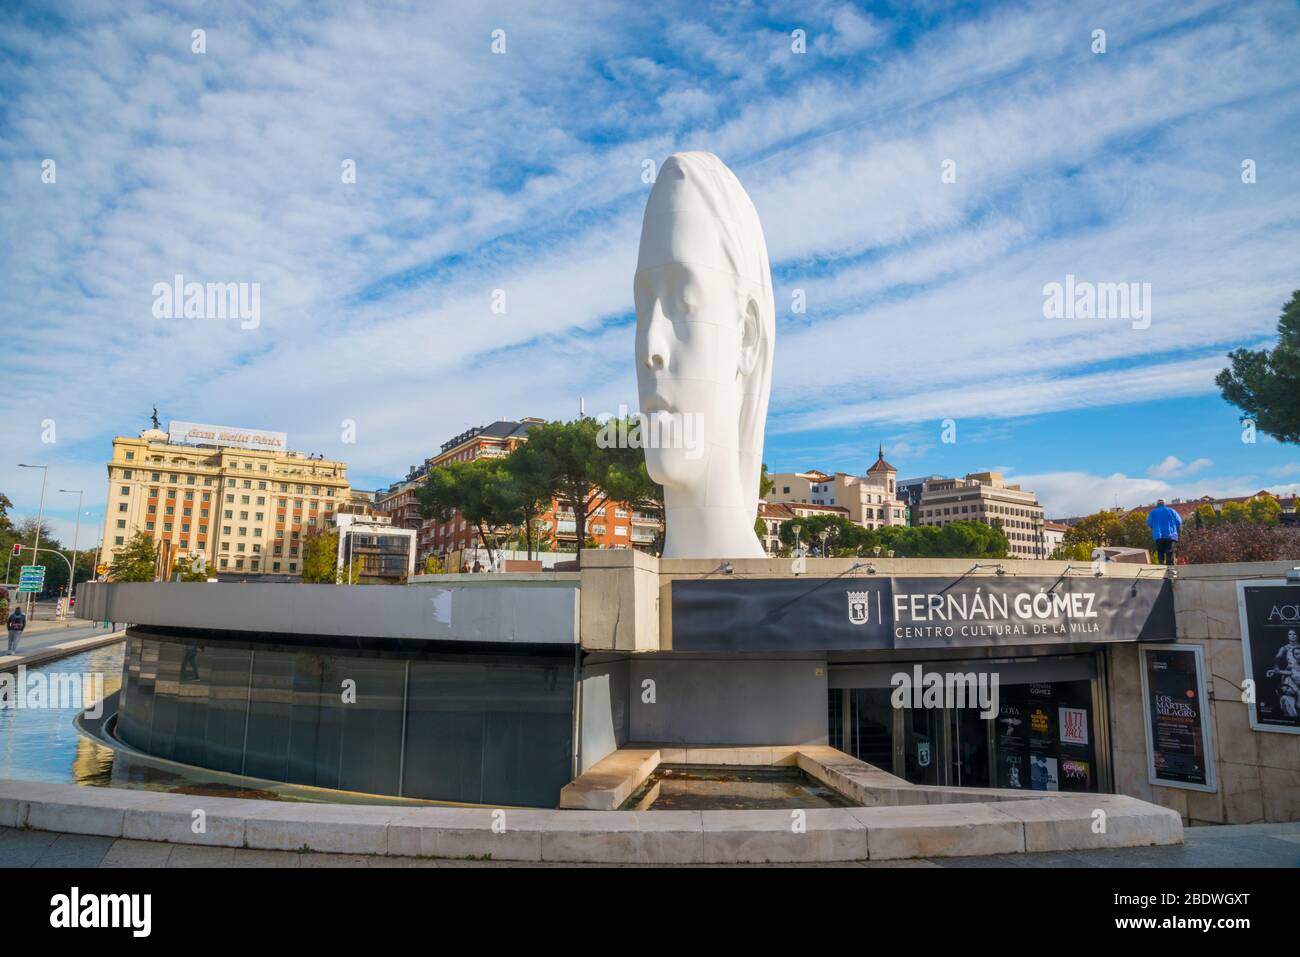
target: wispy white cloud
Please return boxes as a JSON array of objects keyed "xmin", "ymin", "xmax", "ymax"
[{"xmin": 1, "ymin": 0, "xmax": 1297, "ymax": 537}]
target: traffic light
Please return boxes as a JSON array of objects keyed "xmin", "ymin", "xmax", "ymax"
[{"xmin": 11, "ymin": 543, "xmax": 20, "ymax": 556}]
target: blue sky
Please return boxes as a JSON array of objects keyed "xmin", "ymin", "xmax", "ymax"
[{"xmin": 1, "ymin": 0, "xmax": 1298, "ymax": 546}]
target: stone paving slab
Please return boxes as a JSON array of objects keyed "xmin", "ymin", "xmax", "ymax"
[
  {"xmin": 30, "ymin": 833, "xmax": 117, "ymax": 867},
  {"xmin": 100, "ymin": 839, "xmax": 175, "ymax": 868}
]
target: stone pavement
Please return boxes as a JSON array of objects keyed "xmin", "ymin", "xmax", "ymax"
[
  {"xmin": 3, "ymin": 821, "xmax": 1298, "ymax": 867},
  {"xmin": 0, "ymin": 620, "xmax": 118, "ymax": 666}
]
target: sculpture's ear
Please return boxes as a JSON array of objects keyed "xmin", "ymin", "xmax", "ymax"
[{"xmin": 738, "ymin": 294, "xmax": 761, "ymax": 378}]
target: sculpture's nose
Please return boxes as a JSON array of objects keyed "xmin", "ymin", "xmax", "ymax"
[{"xmin": 644, "ymin": 309, "xmax": 670, "ymax": 372}]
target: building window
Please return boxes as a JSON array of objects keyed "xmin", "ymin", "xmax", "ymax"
[{"xmin": 125, "ymin": 451, "xmax": 135, "ymax": 461}]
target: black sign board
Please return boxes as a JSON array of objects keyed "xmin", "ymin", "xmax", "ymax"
[
  {"xmin": 1139, "ymin": 643, "xmax": 1215, "ymax": 791},
  {"xmin": 1238, "ymin": 581, "xmax": 1300, "ymax": 734},
  {"xmin": 670, "ymin": 574, "xmax": 1176, "ymax": 652}
]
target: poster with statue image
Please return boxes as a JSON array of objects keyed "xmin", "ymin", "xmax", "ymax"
[{"xmin": 1238, "ymin": 581, "xmax": 1300, "ymax": 734}]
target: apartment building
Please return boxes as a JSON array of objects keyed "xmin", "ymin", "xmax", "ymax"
[
  {"xmin": 914, "ymin": 471, "xmax": 1046, "ymax": 559},
  {"xmin": 897, "ymin": 474, "xmax": 945, "ymax": 518},
  {"xmin": 102, "ymin": 423, "xmax": 349, "ymax": 580},
  {"xmin": 1043, "ymin": 520, "xmax": 1070, "ymax": 558},
  {"xmin": 757, "ymin": 501, "xmax": 852, "ymax": 555},
  {"xmin": 378, "ymin": 417, "xmax": 665, "ymax": 561},
  {"xmin": 769, "ymin": 446, "xmax": 909, "ymax": 530}
]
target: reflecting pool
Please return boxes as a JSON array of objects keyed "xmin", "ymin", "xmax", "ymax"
[
  {"xmin": 0, "ymin": 643, "xmax": 311, "ymax": 802},
  {"xmin": 620, "ymin": 764, "xmax": 854, "ymax": 811}
]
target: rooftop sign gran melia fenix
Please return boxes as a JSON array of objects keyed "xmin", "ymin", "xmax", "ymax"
[{"xmin": 167, "ymin": 421, "xmax": 288, "ymax": 453}]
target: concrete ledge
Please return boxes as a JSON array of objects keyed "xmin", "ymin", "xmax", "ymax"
[
  {"xmin": 560, "ymin": 748, "xmax": 660, "ymax": 810},
  {"xmin": 989, "ymin": 794, "xmax": 1184, "ymax": 852},
  {"xmin": 0, "ymin": 777, "xmax": 1184, "ymax": 864},
  {"xmin": 703, "ymin": 808, "xmax": 868, "ymax": 863},
  {"xmin": 853, "ymin": 803, "xmax": 1026, "ymax": 860}
]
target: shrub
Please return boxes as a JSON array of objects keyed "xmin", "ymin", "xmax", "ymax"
[{"xmin": 1178, "ymin": 523, "xmax": 1300, "ymax": 564}]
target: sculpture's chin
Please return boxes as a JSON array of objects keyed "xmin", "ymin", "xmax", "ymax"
[{"xmin": 644, "ymin": 445, "xmax": 700, "ymax": 490}]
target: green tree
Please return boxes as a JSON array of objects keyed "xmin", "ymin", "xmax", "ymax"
[
  {"xmin": 109, "ymin": 532, "xmax": 158, "ymax": 582},
  {"xmin": 302, "ymin": 530, "xmax": 358, "ymax": 583},
  {"xmin": 501, "ymin": 445, "xmax": 560, "ymax": 559},
  {"xmin": 758, "ymin": 463, "xmax": 774, "ymax": 500},
  {"xmin": 518, "ymin": 417, "xmax": 658, "ymax": 559},
  {"xmin": 417, "ymin": 458, "xmax": 519, "ymax": 564},
  {"xmin": 1217, "ymin": 289, "xmax": 1300, "ymax": 444},
  {"xmin": 1060, "ymin": 510, "xmax": 1123, "ymax": 555},
  {"xmin": 1249, "ymin": 495, "xmax": 1282, "ymax": 525},
  {"xmin": 778, "ymin": 515, "xmax": 874, "ymax": 555},
  {"xmin": 1220, "ymin": 501, "xmax": 1250, "ymax": 524},
  {"xmin": 169, "ymin": 554, "xmax": 208, "ymax": 582}
]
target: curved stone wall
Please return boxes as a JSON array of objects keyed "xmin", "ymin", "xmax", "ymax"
[{"xmin": 116, "ymin": 630, "xmax": 574, "ymax": 808}]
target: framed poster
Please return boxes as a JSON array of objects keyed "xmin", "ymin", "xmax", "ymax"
[
  {"xmin": 1138, "ymin": 642, "xmax": 1217, "ymax": 792},
  {"xmin": 1237, "ymin": 579, "xmax": 1300, "ymax": 734}
]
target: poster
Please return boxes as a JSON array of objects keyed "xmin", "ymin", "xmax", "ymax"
[
  {"xmin": 1061, "ymin": 758, "xmax": 1091, "ymax": 790},
  {"xmin": 1237, "ymin": 580, "xmax": 1300, "ymax": 734},
  {"xmin": 1059, "ymin": 706, "xmax": 1089, "ymax": 745},
  {"xmin": 1029, "ymin": 754, "xmax": 1058, "ymax": 791},
  {"xmin": 1139, "ymin": 643, "xmax": 1217, "ymax": 791}
]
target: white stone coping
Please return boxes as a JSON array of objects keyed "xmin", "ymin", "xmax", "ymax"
[{"xmin": 0, "ymin": 777, "xmax": 1182, "ymax": 863}]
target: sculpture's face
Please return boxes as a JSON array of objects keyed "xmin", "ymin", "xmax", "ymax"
[
  {"xmin": 634, "ymin": 256, "xmax": 747, "ymax": 489},
  {"xmin": 634, "ymin": 158, "xmax": 763, "ymax": 493}
]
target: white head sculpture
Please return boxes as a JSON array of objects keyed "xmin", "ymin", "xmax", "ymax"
[{"xmin": 634, "ymin": 151, "xmax": 774, "ymax": 559}]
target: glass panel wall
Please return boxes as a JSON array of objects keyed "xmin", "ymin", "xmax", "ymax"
[{"xmin": 115, "ymin": 632, "xmax": 574, "ymax": 807}]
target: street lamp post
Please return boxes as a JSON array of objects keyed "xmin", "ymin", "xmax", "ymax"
[
  {"xmin": 59, "ymin": 488, "xmax": 84, "ymax": 618},
  {"xmin": 17, "ymin": 463, "xmax": 48, "ymax": 616}
]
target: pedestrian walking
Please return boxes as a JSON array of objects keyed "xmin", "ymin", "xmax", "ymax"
[
  {"xmin": 6, "ymin": 605, "xmax": 27, "ymax": 655},
  {"xmin": 1146, "ymin": 499, "xmax": 1183, "ymax": 566}
]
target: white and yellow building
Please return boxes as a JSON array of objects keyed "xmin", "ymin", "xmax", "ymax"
[{"xmin": 102, "ymin": 425, "xmax": 349, "ymax": 580}]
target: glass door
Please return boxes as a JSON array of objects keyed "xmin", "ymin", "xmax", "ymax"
[
  {"xmin": 846, "ymin": 688, "xmax": 896, "ymax": 772},
  {"xmin": 902, "ymin": 706, "xmax": 944, "ymax": 785},
  {"xmin": 948, "ymin": 703, "xmax": 993, "ymax": 787}
]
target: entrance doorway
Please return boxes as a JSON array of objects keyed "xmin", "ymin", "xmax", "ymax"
[{"xmin": 829, "ymin": 654, "xmax": 1108, "ymax": 793}]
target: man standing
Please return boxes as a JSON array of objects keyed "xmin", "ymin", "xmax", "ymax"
[
  {"xmin": 1146, "ymin": 499, "xmax": 1183, "ymax": 566},
  {"xmin": 6, "ymin": 605, "xmax": 27, "ymax": 655}
]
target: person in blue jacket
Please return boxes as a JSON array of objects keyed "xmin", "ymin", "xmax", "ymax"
[{"xmin": 1146, "ymin": 499, "xmax": 1183, "ymax": 566}]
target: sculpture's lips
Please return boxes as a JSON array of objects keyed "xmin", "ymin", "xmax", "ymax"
[{"xmin": 641, "ymin": 398, "xmax": 675, "ymax": 415}]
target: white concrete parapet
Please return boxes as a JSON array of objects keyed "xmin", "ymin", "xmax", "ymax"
[{"xmin": 0, "ymin": 775, "xmax": 1183, "ymax": 864}]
